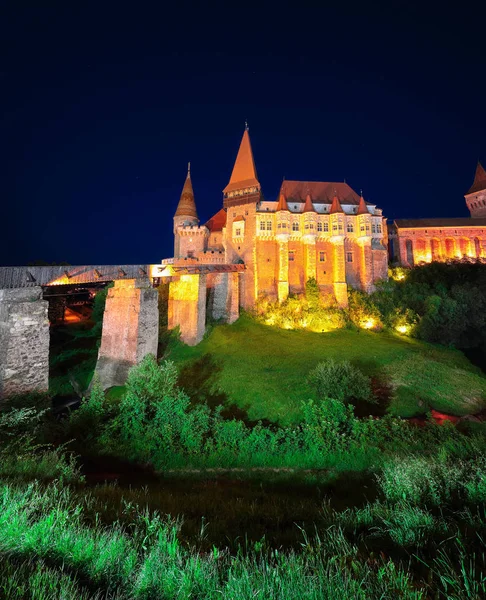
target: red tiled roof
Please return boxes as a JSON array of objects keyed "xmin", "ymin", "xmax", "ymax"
[
  {"xmin": 205, "ymin": 208, "xmax": 227, "ymax": 232},
  {"xmin": 234, "ymin": 215, "xmax": 245, "ymax": 222},
  {"xmin": 223, "ymin": 128, "xmax": 260, "ymax": 194},
  {"xmin": 467, "ymin": 161, "xmax": 486, "ymax": 195},
  {"xmin": 280, "ymin": 181, "xmax": 366, "ymax": 205},
  {"xmin": 276, "ymin": 192, "xmax": 289, "ymax": 211},
  {"xmin": 394, "ymin": 218, "xmax": 486, "ymax": 229},
  {"xmin": 357, "ymin": 194, "xmax": 369, "ymax": 215},
  {"xmin": 303, "ymin": 193, "xmax": 315, "ymax": 213},
  {"xmin": 330, "ymin": 195, "xmax": 344, "ymax": 214}
]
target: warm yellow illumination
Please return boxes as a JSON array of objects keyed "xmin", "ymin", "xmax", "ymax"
[
  {"xmin": 396, "ymin": 324, "xmax": 409, "ymax": 334},
  {"xmin": 362, "ymin": 319, "xmax": 375, "ymax": 330}
]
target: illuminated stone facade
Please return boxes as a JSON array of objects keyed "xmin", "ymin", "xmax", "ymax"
[
  {"xmin": 392, "ymin": 162, "xmax": 486, "ymax": 266},
  {"xmin": 172, "ymin": 127, "xmax": 389, "ymax": 309}
]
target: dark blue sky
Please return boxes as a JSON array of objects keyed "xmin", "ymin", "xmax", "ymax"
[{"xmin": 1, "ymin": 2, "xmax": 485, "ymax": 266}]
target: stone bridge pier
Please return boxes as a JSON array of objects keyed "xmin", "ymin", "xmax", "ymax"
[
  {"xmin": 167, "ymin": 270, "xmax": 239, "ymax": 346},
  {"xmin": 0, "ymin": 287, "xmax": 49, "ymax": 399},
  {"xmin": 95, "ymin": 279, "xmax": 159, "ymax": 389}
]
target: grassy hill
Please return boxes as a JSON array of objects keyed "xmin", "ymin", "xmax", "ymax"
[{"xmin": 168, "ymin": 315, "xmax": 486, "ymax": 424}]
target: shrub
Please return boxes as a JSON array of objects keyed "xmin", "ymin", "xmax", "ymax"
[{"xmin": 307, "ymin": 359, "xmax": 373, "ymax": 403}]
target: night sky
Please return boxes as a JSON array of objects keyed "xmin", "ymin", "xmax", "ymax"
[{"xmin": 1, "ymin": 2, "xmax": 485, "ymax": 266}]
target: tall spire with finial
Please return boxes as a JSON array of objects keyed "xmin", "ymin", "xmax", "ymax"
[
  {"xmin": 174, "ymin": 163, "xmax": 198, "ymax": 220},
  {"xmin": 223, "ymin": 126, "xmax": 261, "ymax": 200},
  {"xmin": 330, "ymin": 193, "xmax": 344, "ymax": 214},
  {"xmin": 303, "ymin": 189, "xmax": 315, "ymax": 213}
]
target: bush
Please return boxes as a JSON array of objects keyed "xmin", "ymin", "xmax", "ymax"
[{"xmin": 307, "ymin": 359, "xmax": 373, "ymax": 403}]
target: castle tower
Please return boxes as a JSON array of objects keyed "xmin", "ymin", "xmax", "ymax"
[
  {"xmin": 276, "ymin": 190, "xmax": 290, "ymax": 302},
  {"xmin": 329, "ymin": 194, "xmax": 348, "ymax": 306},
  {"xmin": 302, "ymin": 191, "xmax": 317, "ymax": 282},
  {"xmin": 356, "ymin": 193, "xmax": 374, "ymax": 291},
  {"xmin": 223, "ymin": 124, "xmax": 262, "ymax": 308},
  {"xmin": 465, "ymin": 161, "xmax": 486, "ymax": 218},
  {"xmin": 173, "ymin": 164, "xmax": 205, "ymax": 259}
]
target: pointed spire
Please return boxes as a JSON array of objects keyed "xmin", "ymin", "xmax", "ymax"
[
  {"xmin": 467, "ymin": 160, "xmax": 486, "ymax": 194},
  {"xmin": 223, "ymin": 127, "xmax": 260, "ymax": 194},
  {"xmin": 276, "ymin": 190, "xmax": 289, "ymax": 211},
  {"xmin": 330, "ymin": 193, "xmax": 344, "ymax": 214},
  {"xmin": 357, "ymin": 192, "xmax": 369, "ymax": 215},
  {"xmin": 303, "ymin": 190, "xmax": 315, "ymax": 213},
  {"xmin": 174, "ymin": 166, "xmax": 198, "ymax": 219}
]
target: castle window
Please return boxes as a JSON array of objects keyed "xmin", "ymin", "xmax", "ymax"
[
  {"xmin": 346, "ymin": 252, "xmax": 353, "ymax": 263},
  {"xmin": 310, "ymin": 223, "xmax": 314, "ymax": 229},
  {"xmin": 305, "ymin": 223, "xmax": 309, "ymax": 230},
  {"xmin": 366, "ymin": 224, "xmax": 370, "ymax": 232},
  {"xmin": 266, "ymin": 221, "xmax": 272, "ymax": 231},
  {"xmin": 360, "ymin": 224, "xmax": 365, "ymax": 232},
  {"xmin": 347, "ymin": 223, "xmax": 354, "ymax": 233},
  {"xmin": 289, "ymin": 251, "xmax": 295, "ymax": 262},
  {"xmin": 277, "ymin": 223, "xmax": 281, "ymax": 229},
  {"xmin": 319, "ymin": 251, "xmax": 327, "ymax": 262},
  {"xmin": 187, "ymin": 251, "xmax": 194, "ymax": 258},
  {"xmin": 372, "ymin": 224, "xmax": 376, "ymax": 233},
  {"xmin": 292, "ymin": 222, "xmax": 299, "ymax": 231},
  {"xmin": 260, "ymin": 221, "xmax": 266, "ymax": 231},
  {"xmin": 282, "ymin": 222, "xmax": 287, "ymax": 228},
  {"xmin": 333, "ymin": 223, "xmax": 338, "ymax": 231},
  {"xmin": 317, "ymin": 222, "xmax": 323, "ymax": 232},
  {"xmin": 377, "ymin": 224, "xmax": 382, "ymax": 233},
  {"xmin": 339, "ymin": 223, "xmax": 343, "ymax": 231},
  {"xmin": 323, "ymin": 222, "xmax": 329, "ymax": 232},
  {"xmin": 235, "ymin": 228, "xmax": 241, "ymax": 236}
]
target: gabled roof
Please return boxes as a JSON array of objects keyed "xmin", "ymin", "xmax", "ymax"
[
  {"xmin": 205, "ymin": 208, "xmax": 227, "ymax": 232},
  {"xmin": 394, "ymin": 218, "xmax": 486, "ymax": 229},
  {"xmin": 279, "ymin": 180, "xmax": 367, "ymax": 206},
  {"xmin": 174, "ymin": 167, "xmax": 198, "ymax": 219},
  {"xmin": 223, "ymin": 127, "xmax": 260, "ymax": 194},
  {"xmin": 467, "ymin": 161, "xmax": 486, "ymax": 195}
]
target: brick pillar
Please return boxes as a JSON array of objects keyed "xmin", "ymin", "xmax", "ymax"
[
  {"xmin": 96, "ymin": 279, "xmax": 159, "ymax": 389},
  {"xmin": 424, "ymin": 238, "xmax": 432, "ymax": 262},
  {"xmin": 359, "ymin": 242, "xmax": 374, "ymax": 292},
  {"xmin": 398, "ymin": 237, "xmax": 413, "ymax": 267},
  {"xmin": 277, "ymin": 241, "xmax": 289, "ymax": 303},
  {"xmin": 0, "ymin": 287, "xmax": 49, "ymax": 400},
  {"xmin": 332, "ymin": 240, "xmax": 348, "ymax": 307},
  {"xmin": 168, "ymin": 273, "xmax": 207, "ymax": 346},
  {"xmin": 304, "ymin": 240, "xmax": 317, "ymax": 282}
]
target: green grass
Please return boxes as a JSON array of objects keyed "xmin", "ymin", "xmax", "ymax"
[{"xmin": 168, "ymin": 315, "xmax": 486, "ymax": 423}]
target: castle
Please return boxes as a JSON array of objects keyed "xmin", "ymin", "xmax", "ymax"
[{"xmin": 171, "ymin": 125, "xmax": 388, "ymax": 309}]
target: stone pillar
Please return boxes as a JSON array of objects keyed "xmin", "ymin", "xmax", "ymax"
[
  {"xmin": 277, "ymin": 241, "xmax": 289, "ymax": 303},
  {"xmin": 209, "ymin": 272, "xmax": 239, "ymax": 324},
  {"xmin": 95, "ymin": 279, "xmax": 159, "ymax": 389},
  {"xmin": 332, "ymin": 240, "xmax": 348, "ymax": 307},
  {"xmin": 0, "ymin": 287, "xmax": 49, "ymax": 400},
  {"xmin": 359, "ymin": 242, "xmax": 373, "ymax": 292},
  {"xmin": 168, "ymin": 273, "xmax": 207, "ymax": 346}
]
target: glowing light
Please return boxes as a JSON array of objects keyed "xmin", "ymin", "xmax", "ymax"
[
  {"xmin": 396, "ymin": 325, "xmax": 409, "ymax": 334},
  {"xmin": 362, "ymin": 319, "xmax": 375, "ymax": 330}
]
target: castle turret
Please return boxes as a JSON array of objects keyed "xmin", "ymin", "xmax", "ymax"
[
  {"xmin": 465, "ymin": 161, "xmax": 486, "ymax": 218},
  {"xmin": 357, "ymin": 193, "xmax": 371, "ymax": 238},
  {"xmin": 302, "ymin": 191, "xmax": 317, "ymax": 282},
  {"xmin": 223, "ymin": 124, "xmax": 261, "ymax": 208},
  {"xmin": 173, "ymin": 164, "xmax": 206, "ymax": 259}
]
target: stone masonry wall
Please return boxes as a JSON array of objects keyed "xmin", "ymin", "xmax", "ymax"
[
  {"xmin": 0, "ymin": 287, "xmax": 49, "ymax": 400},
  {"xmin": 95, "ymin": 279, "xmax": 159, "ymax": 389}
]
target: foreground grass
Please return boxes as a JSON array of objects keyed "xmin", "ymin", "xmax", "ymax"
[{"xmin": 168, "ymin": 315, "xmax": 486, "ymax": 423}]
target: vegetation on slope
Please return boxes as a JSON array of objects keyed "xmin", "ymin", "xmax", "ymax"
[{"xmin": 169, "ymin": 315, "xmax": 486, "ymax": 422}]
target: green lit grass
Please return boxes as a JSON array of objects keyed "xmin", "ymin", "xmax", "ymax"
[{"xmin": 168, "ymin": 315, "xmax": 486, "ymax": 423}]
